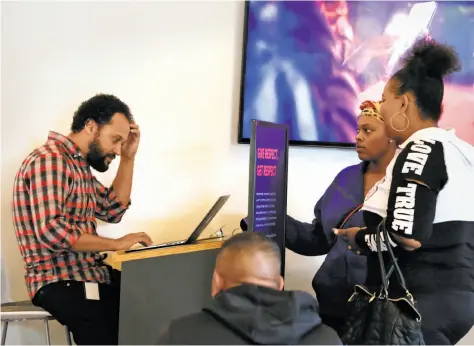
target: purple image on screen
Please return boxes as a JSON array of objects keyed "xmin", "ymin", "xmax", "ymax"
[{"xmin": 240, "ymin": 1, "xmax": 474, "ymax": 146}]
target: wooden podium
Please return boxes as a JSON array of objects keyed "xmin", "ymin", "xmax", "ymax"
[{"xmin": 113, "ymin": 237, "xmax": 225, "ymax": 345}]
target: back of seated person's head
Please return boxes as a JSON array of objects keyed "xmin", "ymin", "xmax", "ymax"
[{"xmin": 212, "ymin": 232, "xmax": 284, "ymax": 297}]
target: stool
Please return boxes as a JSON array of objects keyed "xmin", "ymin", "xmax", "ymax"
[{"xmin": 1, "ymin": 301, "xmax": 72, "ymax": 345}]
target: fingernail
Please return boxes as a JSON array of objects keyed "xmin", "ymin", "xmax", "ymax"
[
  {"xmin": 332, "ymin": 228, "xmax": 338, "ymax": 234},
  {"xmin": 348, "ymin": 245, "xmax": 352, "ymax": 250}
]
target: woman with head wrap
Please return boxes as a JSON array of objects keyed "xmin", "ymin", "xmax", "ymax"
[{"xmin": 285, "ymin": 100, "xmax": 396, "ymax": 334}]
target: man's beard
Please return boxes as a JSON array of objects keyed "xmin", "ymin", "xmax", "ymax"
[{"xmin": 86, "ymin": 140, "xmax": 116, "ymax": 172}]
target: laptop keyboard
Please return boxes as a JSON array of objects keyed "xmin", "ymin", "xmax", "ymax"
[{"xmin": 153, "ymin": 240, "xmax": 184, "ymax": 247}]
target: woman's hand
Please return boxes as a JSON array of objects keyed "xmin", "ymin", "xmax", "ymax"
[
  {"xmin": 334, "ymin": 227, "xmax": 421, "ymax": 254},
  {"xmin": 333, "ymin": 227, "xmax": 366, "ymax": 254}
]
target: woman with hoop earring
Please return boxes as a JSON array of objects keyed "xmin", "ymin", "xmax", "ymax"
[{"xmin": 334, "ymin": 38, "xmax": 474, "ymax": 345}]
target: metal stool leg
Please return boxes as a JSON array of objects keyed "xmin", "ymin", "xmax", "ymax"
[
  {"xmin": 1, "ymin": 321, "xmax": 8, "ymax": 345},
  {"xmin": 44, "ymin": 319, "xmax": 51, "ymax": 345},
  {"xmin": 65, "ymin": 326, "xmax": 72, "ymax": 345}
]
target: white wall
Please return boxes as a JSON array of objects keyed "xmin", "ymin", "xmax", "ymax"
[{"xmin": 1, "ymin": 1, "xmax": 472, "ymax": 345}]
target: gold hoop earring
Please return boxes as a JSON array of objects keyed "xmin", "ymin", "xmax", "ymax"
[{"xmin": 390, "ymin": 112, "xmax": 409, "ymax": 132}]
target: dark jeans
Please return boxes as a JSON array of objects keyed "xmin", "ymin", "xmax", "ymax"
[
  {"xmin": 416, "ymin": 290, "xmax": 474, "ymax": 345},
  {"xmin": 32, "ymin": 268, "xmax": 121, "ymax": 345}
]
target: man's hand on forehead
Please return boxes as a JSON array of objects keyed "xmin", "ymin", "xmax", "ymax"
[{"xmin": 121, "ymin": 123, "xmax": 140, "ymax": 159}]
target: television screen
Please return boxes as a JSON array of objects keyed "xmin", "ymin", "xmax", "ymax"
[
  {"xmin": 248, "ymin": 120, "xmax": 289, "ymax": 277},
  {"xmin": 238, "ymin": 0, "xmax": 474, "ymax": 147}
]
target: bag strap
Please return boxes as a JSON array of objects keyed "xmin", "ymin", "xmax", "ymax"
[
  {"xmin": 341, "ymin": 205, "xmax": 395, "ymax": 281},
  {"xmin": 340, "ymin": 205, "xmax": 399, "ymax": 281},
  {"xmin": 382, "ymin": 220, "xmax": 409, "ymax": 292},
  {"xmin": 375, "ymin": 220, "xmax": 410, "ymax": 297},
  {"xmin": 339, "ymin": 204, "xmax": 363, "ymax": 229},
  {"xmin": 338, "ymin": 205, "xmax": 399, "ymax": 286},
  {"xmin": 375, "ymin": 222, "xmax": 390, "ymax": 296}
]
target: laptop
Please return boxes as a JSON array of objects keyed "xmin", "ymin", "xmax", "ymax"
[{"xmin": 125, "ymin": 195, "xmax": 230, "ymax": 253}]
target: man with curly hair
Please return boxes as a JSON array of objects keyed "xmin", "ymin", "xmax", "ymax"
[{"xmin": 12, "ymin": 94, "xmax": 153, "ymax": 345}]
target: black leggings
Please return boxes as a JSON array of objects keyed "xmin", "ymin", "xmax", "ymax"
[{"xmin": 415, "ymin": 290, "xmax": 474, "ymax": 345}]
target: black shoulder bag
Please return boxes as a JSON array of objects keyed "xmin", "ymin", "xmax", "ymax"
[{"xmin": 340, "ymin": 220, "xmax": 425, "ymax": 345}]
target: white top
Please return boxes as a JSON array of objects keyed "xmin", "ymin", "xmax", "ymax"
[{"xmin": 362, "ymin": 127, "xmax": 474, "ymax": 239}]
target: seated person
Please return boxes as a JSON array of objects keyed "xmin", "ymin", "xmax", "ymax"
[
  {"xmin": 157, "ymin": 232, "xmax": 341, "ymax": 345},
  {"xmin": 12, "ymin": 94, "xmax": 153, "ymax": 345}
]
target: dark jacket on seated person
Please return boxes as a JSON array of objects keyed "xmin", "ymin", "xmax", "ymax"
[{"xmin": 157, "ymin": 284, "xmax": 341, "ymax": 345}]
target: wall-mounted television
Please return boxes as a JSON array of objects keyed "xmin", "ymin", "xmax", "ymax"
[{"xmin": 237, "ymin": 0, "xmax": 474, "ymax": 148}]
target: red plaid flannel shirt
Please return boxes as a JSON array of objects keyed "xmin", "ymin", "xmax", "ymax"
[{"xmin": 12, "ymin": 131, "xmax": 130, "ymax": 299}]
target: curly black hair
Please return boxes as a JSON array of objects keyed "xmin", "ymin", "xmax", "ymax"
[
  {"xmin": 71, "ymin": 94, "xmax": 134, "ymax": 132},
  {"xmin": 391, "ymin": 38, "xmax": 461, "ymax": 122}
]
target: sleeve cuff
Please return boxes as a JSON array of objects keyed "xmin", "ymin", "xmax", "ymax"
[
  {"xmin": 355, "ymin": 226, "xmax": 399, "ymax": 254},
  {"xmin": 355, "ymin": 227, "xmax": 374, "ymax": 253},
  {"xmin": 60, "ymin": 224, "xmax": 83, "ymax": 252}
]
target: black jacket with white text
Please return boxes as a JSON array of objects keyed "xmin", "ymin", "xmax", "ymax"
[{"xmin": 356, "ymin": 127, "xmax": 474, "ymax": 294}]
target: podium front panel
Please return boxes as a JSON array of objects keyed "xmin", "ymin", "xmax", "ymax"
[{"xmin": 118, "ymin": 248, "xmax": 219, "ymax": 345}]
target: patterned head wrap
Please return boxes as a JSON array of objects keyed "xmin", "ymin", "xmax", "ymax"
[{"xmin": 359, "ymin": 100, "xmax": 384, "ymax": 123}]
